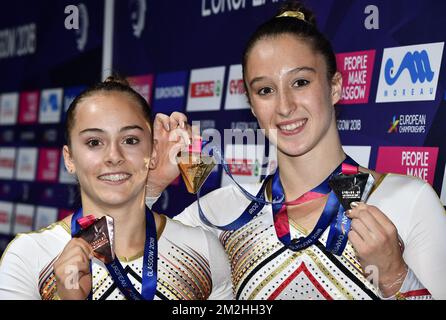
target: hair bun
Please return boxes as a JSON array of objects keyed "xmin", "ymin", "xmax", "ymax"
[
  {"xmin": 278, "ymin": 1, "xmax": 317, "ymax": 27},
  {"xmin": 103, "ymin": 74, "xmax": 130, "ymax": 87}
]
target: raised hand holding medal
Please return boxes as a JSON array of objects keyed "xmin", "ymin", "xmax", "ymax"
[
  {"xmin": 146, "ymin": 112, "xmax": 190, "ymax": 198},
  {"xmin": 148, "ymin": 114, "xmax": 217, "ymax": 196}
]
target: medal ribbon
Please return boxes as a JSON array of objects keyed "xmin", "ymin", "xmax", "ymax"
[
  {"xmin": 71, "ymin": 207, "xmax": 158, "ymax": 300},
  {"xmin": 271, "ymin": 156, "xmax": 359, "ymax": 253},
  {"xmin": 196, "ymin": 141, "xmax": 359, "ymax": 254},
  {"xmin": 197, "ymin": 145, "xmax": 282, "ymax": 230},
  {"xmin": 197, "ymin": 149, "xmax": 359, "ymax": 255}
]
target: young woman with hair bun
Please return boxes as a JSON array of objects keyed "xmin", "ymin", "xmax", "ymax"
[{"xmin": 0, "ymin": 76, "xmax": 232, "ymax": 300}]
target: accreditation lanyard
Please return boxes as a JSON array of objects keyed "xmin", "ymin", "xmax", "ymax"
[{"xmin": 71, "ymin": 207, "xmax": 158, "ymax": 300}]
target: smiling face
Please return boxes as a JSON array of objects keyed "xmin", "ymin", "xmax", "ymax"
[
  {"xmin": 63, "ymin": 92, "xmax": 154, "ymax": 210},
  {"xmin": 244, "ymin": 34, "xmax": 342, "ymax": 158}
]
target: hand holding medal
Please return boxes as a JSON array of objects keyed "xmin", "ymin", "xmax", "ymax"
[
  {"xmin": 346, "ymin": 201, "xmax": 407, "ymax": 296},
  {"xmin": 329, "ymin": 165, "xmax": 407, "ymax": 295},
  {"xmin": 325, "ymin": 164, "xmax": 375, "ymax": 255},
  {"xmin": 55, "ymin": 208, "xmax": 159, "ymax": 300},
  {"xmin": 54, "ymin": 214, "xmax": 114, "ymax": 300},
  {"xmin": 53, "ymin": 236, "xmax": 94, "ymax": 300},
  {"xmin": 146, "ymin": 112, "xmax": 190, "ymax": 198},
  {"xmin": 147, "ymin": 113, "xmax": 216, "ymax": 195}
]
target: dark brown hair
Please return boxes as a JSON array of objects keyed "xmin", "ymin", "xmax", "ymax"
[
  {"xmin": 242, "ymin": 1, "xmax": 337, "ymax": 99},
  {"xmin": 64, "ymin": 75, "xmax": 153, "ymax": 147}
]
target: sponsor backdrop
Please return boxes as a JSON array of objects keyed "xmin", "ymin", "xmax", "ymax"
[{"xmin": 1, "ymin": 0, "xmax": 446, "ymax": 255}]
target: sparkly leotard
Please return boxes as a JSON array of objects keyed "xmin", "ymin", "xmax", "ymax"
[
  {"xmin": 0, "ymin": 217, "xmax": 233, "ymax": 300},
  {"xmin": 174, "ymin": 174, "xmax": 446, "ymax": 299}
]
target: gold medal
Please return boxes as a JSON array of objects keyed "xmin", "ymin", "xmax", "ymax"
[{"xmin": 177, "ymin": 139, "xmax": 216, "ymax": 194}]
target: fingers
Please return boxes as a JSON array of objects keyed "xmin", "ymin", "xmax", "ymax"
[
  {"xmin": 345, "ymin": 203, "xmax": 406, "ymax": 292},
  {"xmin": 153, "ymin": 113, "xmax": 170, "ymax": 131},
  {"xmin": 367, "ymin": 205, "xmax": 397, "ymax": 236},
  {"xmin": 347, "ymin": 202, "xmax": 397, "ymax": 238},
  {"xmin": 55, "ymin": 238, "xmax": 93, "ymax": 275},
  {"xmin": 170, "ymin": 111, "xmax": 188, "ymax": 129},
  {"xmin": 348, "ymin": 204, "xmax": 386, "ymax": 236},
  {"xmin": 65, "ymin": 260, "xmax": 91, "ymax": 277},
  {"xmin": 55, "ymin": 259, "xmax": 92, "ymax": 300},
  {"xmin": 54, "ymin": 238, "xmax": 93, "ymax": 299},
  {"xmin": 154, "ymin": 112, "xmax": 188, "ymax": 132},
  {"xmin": 153, "ymin": 112, "xmax": 204, "ymax": 149},
  {"xmin": 348, "ymin": 229, "xmax": 366, "ymax": 253},
  {"xmin": 169, "ymin": 127, "xmax": 191, "ymax": 148},
  {"xmin": 347, "ymin": 202, "xmax": 400, "ymax": 260},
  {"xmin": 62, "ymin": 238, "xmax": 93, "ymax": 260},
  {"xmin": 350, "ymin": 218, "xmax": 370, "ymax": 242}
]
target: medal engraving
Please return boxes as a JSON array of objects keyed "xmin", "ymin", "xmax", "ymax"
[
  {"xmin": 178, "ymin": 153, "xmax": 216, "ymax": 194},
  {"xmin": 328, "ymin": 173, "xmax": 371, "ymax": 210},
  {"xmin": 74, "ymin": 216, "xmax": 115, "ymax": 264}
]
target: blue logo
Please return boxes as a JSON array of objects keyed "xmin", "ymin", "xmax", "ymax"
[
  {"xmin": 152, "ymin": 71, "xmax": 187, "ymax": 114},
  {"xmin": 42, "ymin": 94, "xmax": 59, "ymax": 112},
  {"xmin": 385, "ymin": 50, "xmax": 434, "ymax": 85}
]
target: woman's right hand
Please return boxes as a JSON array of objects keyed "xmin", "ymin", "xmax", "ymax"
[{"xmin": 53, "ymin": 238, "xmax": 93, "ymax": 300}]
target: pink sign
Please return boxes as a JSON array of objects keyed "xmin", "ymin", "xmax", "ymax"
[
  {"xmin": 127, "ymin": 74, "xmax": 154, "ymax": 105},
  {"xmin": 336, "ymin": 50, "xmax": 375, "ymax": 104},
  {"xmin": 37, "ymin": 148, "xmax": 60, "ymax": 182},
  {"xmin": 18, "ymin": 91, "xmax": 39, "ymax": 124},
  {"xmin": 375, "ymin": 146, "xmax": 439, "ymax": 185}
]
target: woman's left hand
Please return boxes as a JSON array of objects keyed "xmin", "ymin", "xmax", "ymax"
[
  {"xmin": 347, "ymin": 202, "xmax": 407, "ymax": 297},
  {"xmin": 146, "ymin": 112, "xmax": 191, "ymax": 197}
]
